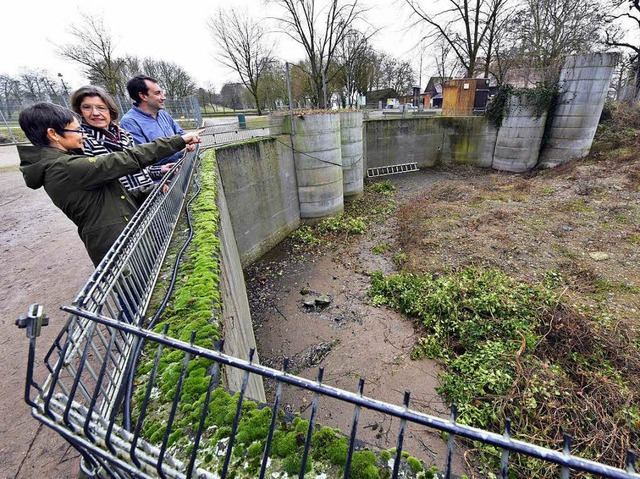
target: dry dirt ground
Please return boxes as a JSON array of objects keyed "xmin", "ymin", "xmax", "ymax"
[
  {"xmin": 0, "ymin": 157, "xmax": 94, "ymax": 478},
  {"xmin": 245, "ymin": 149, "xmax": 640, "ymax": 476},
  {"xmin": 245, "ymin": 169, "xmax": 467, "ymax": 474}
]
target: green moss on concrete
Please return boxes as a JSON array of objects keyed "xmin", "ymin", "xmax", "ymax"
[
  {"xmin": 129, "ymin": 149, "xmax": 432, "ymax": 478},
  {"xmin": 132, "ymin": 148, "xmax": 223, "ymax": 450},
  {"xmin": 365, "ymin": 116, "xmax": 492, "ymax": 168}
]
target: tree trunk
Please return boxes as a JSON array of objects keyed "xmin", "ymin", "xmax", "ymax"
[{"xmin": 253, "ymin": 91, "xmax": 262, "ymax": 116}]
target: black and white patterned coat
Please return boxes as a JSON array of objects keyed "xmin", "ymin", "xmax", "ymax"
[{"xmin": 81, "ymin": 120, "xmax": 164, "ymax": 194}]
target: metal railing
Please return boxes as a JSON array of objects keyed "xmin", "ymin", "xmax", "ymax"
[
  {"xmin": 17, "ymin": 134, "xmax": 640, "ymax": 478},
  {"xmin": 0, "ymin": 96, "xmax": 202, "ymax": 145},
  {"xmin": 199, "ymin": 120, "xmax": 283, "ymax": 149}
]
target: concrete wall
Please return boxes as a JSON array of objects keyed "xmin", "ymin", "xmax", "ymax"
[
  {"xmin": 217, "ymin": 161, "xmax": 266, "ymax": 402},
  {"xmin": 364, "ymin": 116, "xmax": 497, "ymax": 171},
  {"xmin": 493, "ymin": 95, "xmax": 548, "ymax": 172},
  {"xmin": 216, "ymin": 138, "xmax": 300, "ymax": 268},
  {"xmin": 539, "ymin": 52, "xmax": 619, "ymax": 167}
]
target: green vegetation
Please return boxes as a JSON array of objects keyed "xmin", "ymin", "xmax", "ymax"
[
  {"xmin": 485, "ymin": 84, "xmax": 557, "ymax": 129},
  {"xmin": 290, "ymin": 224, "xmax": 322, "ymax": 248},
  {"xmin": 0, "ymin": 125, "xmax": 27, "ymax": 143},
  {"xmin": 369, "ymin": 267, "xmax": 640, "ymax": 477},
  {"xmin": 319, "ymin": 214, "xmax": 368, "ymax": 235},
  {"xmin": 246, "ymin": 116, "xmax": 271, "ymax": 128},
  {"xmin": 392, "ymin": 251, "xmax": 407, "ymax": 268},
  {"xmin": 132, "ymin": 150, "xmax": 428, "ymax": 478},
  {"xmin": 133, "ymin": 149, "xmax": 223, "ymax": 448},
  {"xmin": 372, "ymin": 242, "xmax": 391, "ymax": 254},
  {"xmin": 290, "ymin": 179, "xmax": 397, "ymax": 251}
]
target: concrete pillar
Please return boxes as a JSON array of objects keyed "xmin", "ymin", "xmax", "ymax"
[
  {"xmin": 292, "ymin": 113, "xmax": 344, "ymax": 219},
  {"xmin": 339, "ymin": 111, "xmax": 364, "ymax": 200},
  {"xmin": 538, "ymin": 52, "xmax": 618, "ymax": 167},
  {"xmin": 493, "ymin": 94, "xmax": 548, "ymax": 172}
]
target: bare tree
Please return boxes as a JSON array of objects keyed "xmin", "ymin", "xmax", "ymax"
[
  {"xmin": 0, "ymin": 74, "xmax": 22, "ymax": 118},
  {"xmin": 405, "ymin": 0, "xmax": 509, "ymax": 78},
  {"xmin": 257, "ymin": 61, "xmax": 289, "ymax": 111},
  {"xmin": 511, "ymin": 0, "xmax": 604, "ymax": 84},
  {"xmin": 198, "ymin": 84, "xmax": 222, "ymax": 112},
  {"xmin": 605, "ymin": 0, "xmax": 640, "ymax": 98},
  {"xmin": 480, "ymin": 1, "xmax": 516, "ymax": 78},
  {"xmin": 220, "ymin": 82, "xmax": 246, "ymax": 110},
  {"xmin": 334, "ymin": 29, "xmax": 375, "ymax": 106},
  {"xmin": 354, "ymin": 49, "xmax": 382, "ymax": 97},
  {"xmin": 290, "ymin": 60, "xmax": 315, "ymax": 107},
  {"xmin": 433, "ymin": 38, "xmax": 460, "ymax": 81},
  {"xmin": 270, "ymin": 0, "xmax": 368, "ymax": 108},
  {"xmin": 209, "ymin": 8, "xmax": 274, "ymax": 115},
  {"xmin": 19, "ymin": 70, "xmax": 60, "ymax": 102},
  {"xmin": 378, "ymin": 54, "xmax": 415, "ymax": 95},
  {"xmin": 484, "ymin": 10, "xmax": 520, "ymax": 85},
  {"xmin": 116, "ymin": 56, "xmax": 196, "ymax": 98},
  {"xmin": 119, "ymin": 55, "xmax": 144, "ymax": 95},
  {"xmin": 57, "ymin": 13, "xmax": 124, "ymax": 96},
  {"xmin": 141, "ymin": 59, "xmax": 197, "ymax": 97}
]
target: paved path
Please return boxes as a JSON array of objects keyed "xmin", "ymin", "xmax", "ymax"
[
  {"xmin": 0, "ymin": 166, "xmax": 93, "ymax": 479},
  {"xmin": 0, "ymin": 145, "xmax": 19, "ymax": 169}
]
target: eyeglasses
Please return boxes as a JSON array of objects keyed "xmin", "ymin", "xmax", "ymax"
[
  {"xmin": 60, "ymin": 128, "xmax": 86, "ymax": 135},
  {"xmin": 80, "ymin": 105, "xmax": 109, "ymax": 113}
]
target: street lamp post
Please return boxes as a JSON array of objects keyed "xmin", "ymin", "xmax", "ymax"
[
  {"xmin": 285, "ymin": 62, "xmax": 296, "ymax": 135},
  {"xmin": 58, "ymin": 73, "xmax": 69, "ymax": 107}
]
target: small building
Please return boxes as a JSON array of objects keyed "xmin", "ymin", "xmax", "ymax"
[
  {"xmin": 366, "ymin": 88, "xmax": 400, "ymax": 109},
  {"xmin": 442, "ymin": 78, "xmax": 491, "ymax": 115},
  {"xmin": 423, "ymin": 77, "xmax": 451, "ymax": 109}
]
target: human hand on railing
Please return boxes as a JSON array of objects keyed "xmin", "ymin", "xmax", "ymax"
[
  {"xmin": 160, "ymin": 163, "xmax": 176, "ymax": 175},
  {"xmin": 181, "ymin": 129, "xmax": 205, "ymax": 146}
]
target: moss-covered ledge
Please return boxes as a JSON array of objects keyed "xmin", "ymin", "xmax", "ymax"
[{"xmin": 128, "ymin": 150, "xmax": 436, "ymax": 478}]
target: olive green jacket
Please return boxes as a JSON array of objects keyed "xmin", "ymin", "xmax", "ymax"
[{"xmin": 18, "ymin": 135, "xmax": 186, "ymax": 266}]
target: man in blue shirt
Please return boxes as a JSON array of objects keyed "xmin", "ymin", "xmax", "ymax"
[{"xmin": 120, "ymin": 75, "xmax": 194, "ymax": 165}]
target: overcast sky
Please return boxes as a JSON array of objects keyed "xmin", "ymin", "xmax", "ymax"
[{"xmin": 2, "ymin": 0, "xmax": 427, "ymax": 92}]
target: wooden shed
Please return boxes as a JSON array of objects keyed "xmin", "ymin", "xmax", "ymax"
[{"xmin": 442, "ymin": 78, "xmax": 491, "ymax": 115}]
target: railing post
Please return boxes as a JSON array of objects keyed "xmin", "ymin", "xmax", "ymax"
[
  {"xmin": 16, "ymin": 304, "xmax": 49, "ymax": 407},
  {"xmin": 0, "ymin": 108, "xmax": 18, "ymax": 144},
  {"xmin": 286, "ymin": 62, "xmax": 296, "ymax": 136}
]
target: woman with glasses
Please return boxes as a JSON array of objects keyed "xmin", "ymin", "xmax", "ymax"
[
  {"xmin": 18, "ymin": 102, "xmax": 201, "ymax": 267},
  {"xmin": 70, "ymin": 85, "xmax": 170, "ymax": 206}
]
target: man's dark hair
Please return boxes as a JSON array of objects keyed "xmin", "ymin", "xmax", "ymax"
[
  {"xmin": 127, "ymin": 75, "xmax": 158, "ymax": 105},
  {"xmin": 19, "ymin": 102, "xmax": 78, "ymax": 146}
]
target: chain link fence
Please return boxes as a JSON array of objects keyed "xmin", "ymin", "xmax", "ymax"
[{"xmin": 0, "ymin": 96, "xmax": 202, "ymax": 145}]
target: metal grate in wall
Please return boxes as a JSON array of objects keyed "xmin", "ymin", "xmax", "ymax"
[{"xmin": 367, "ymin": 162, "xmax": 418, "ymax": 177}]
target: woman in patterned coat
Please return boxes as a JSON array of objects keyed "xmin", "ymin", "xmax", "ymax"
[
  {"xmin": 70, "ymin": 86, "xmax": 173, "ymax": 206},
  {"xmin": 18, "ymin": 102, "xmax": 200, "ymax": 266}
]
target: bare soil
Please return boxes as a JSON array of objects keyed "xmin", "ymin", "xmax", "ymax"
[
  {"xmin": 245, "ymin": 167, "xmax": 486, "ymax": 475},
  {"xmin": 0, "ymin": 165, "xmax": 94, "ymax": 479},
  {"xmin": 245, "ymin": 148, "xmax": 640, "ymax": 476}
]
